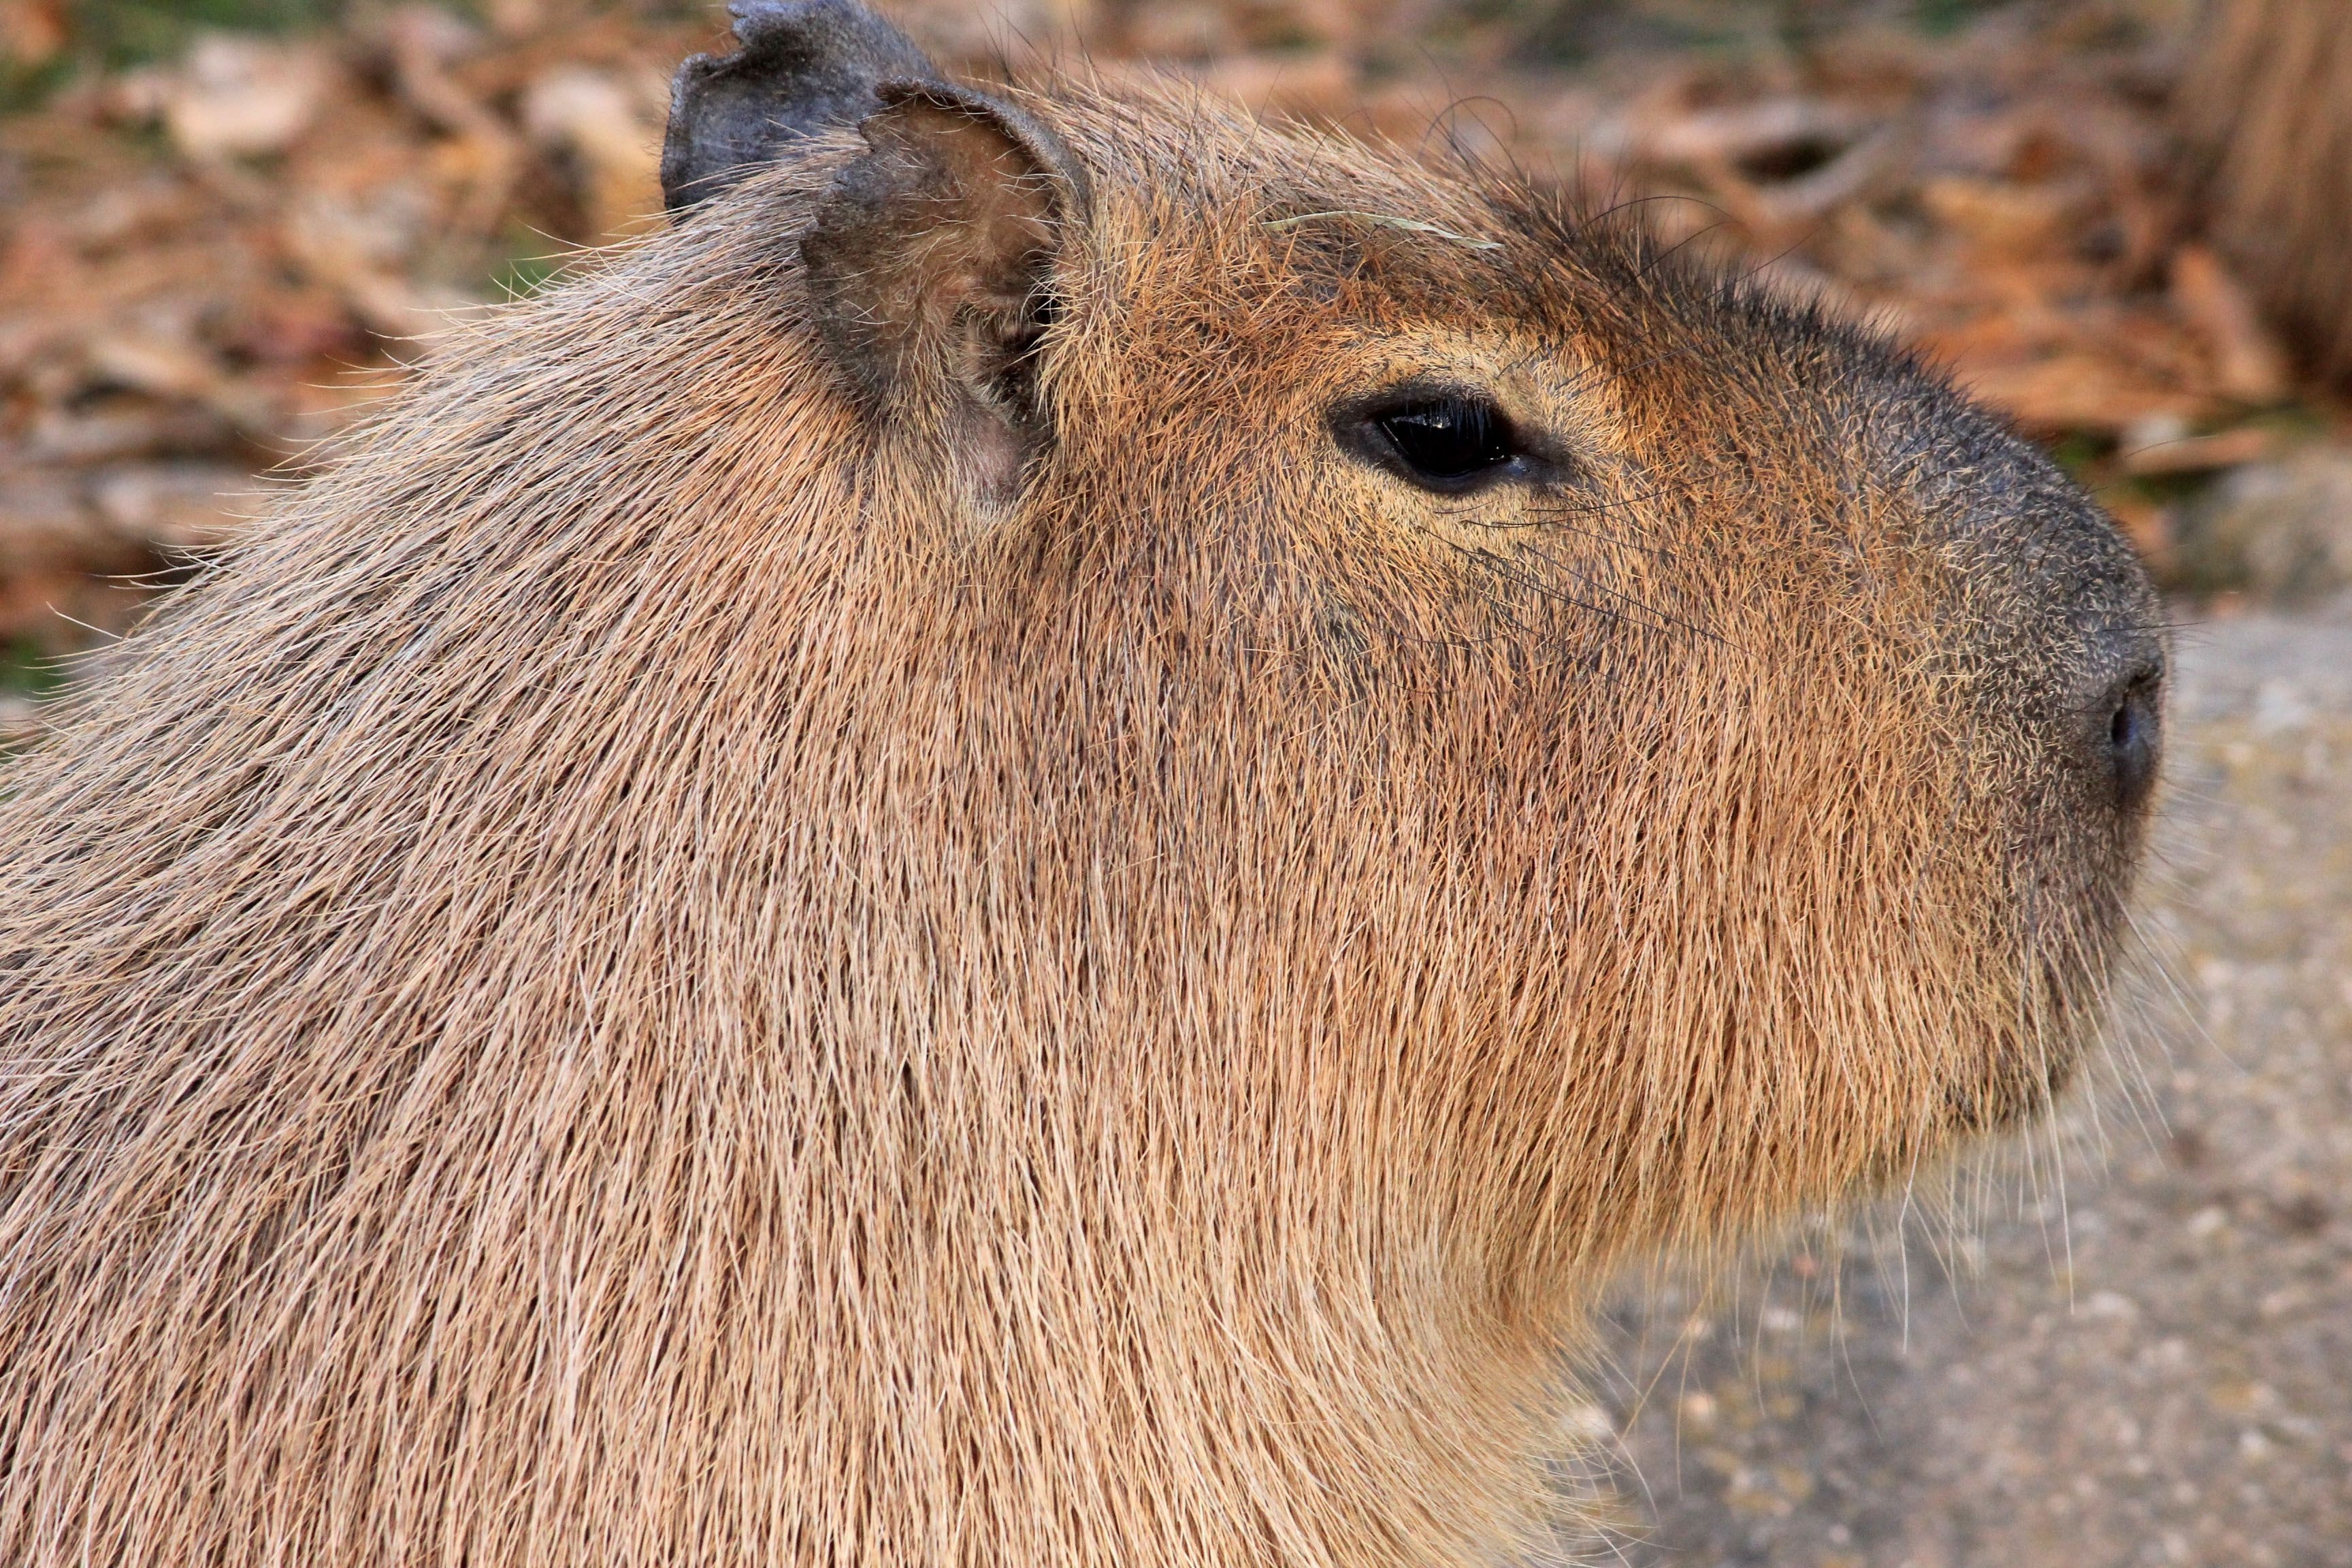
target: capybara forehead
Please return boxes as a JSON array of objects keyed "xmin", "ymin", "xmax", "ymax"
[{"xmin": 1038, "ymin": 83, "xmax": 1921, "ymax": 429}]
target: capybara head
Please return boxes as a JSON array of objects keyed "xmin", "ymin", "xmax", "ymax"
[{"xmin": 0, "ymin": 3, "xmax": 2163, "ymax": 1565}]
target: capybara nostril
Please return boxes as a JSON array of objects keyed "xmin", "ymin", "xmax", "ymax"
[{"xmin": 2104, "ymin": 665, "xmax": 2163, "ymax": 811}]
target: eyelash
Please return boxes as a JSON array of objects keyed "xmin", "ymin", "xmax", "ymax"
[{"xmin": 1333, "ymin": 389, "xmax": 1556, "ymax": 494}]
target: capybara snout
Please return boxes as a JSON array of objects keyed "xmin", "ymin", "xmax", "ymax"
[
  {"xmin": 1909, "ymin": 412, "xmax": 2168, "ymax": 817},
  {"xmin": 0, "ymin": 5, "xmax": 2163, "ymax": 1565},
  {"xmin": 1875, "ymin": 399, "xmax": 2166, "ymax": 973}
]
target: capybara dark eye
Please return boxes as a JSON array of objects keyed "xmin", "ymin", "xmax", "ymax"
[
  {"xmin": 2107, "ymin": 671, "xmax": 2161, "ymax": 810},
  {"xmin": 1335, "ymin": 389, "xmax": 1541, "ymax": 493},
  {"xmin": 1375, "ymin": 399, "xmax": 1516, "ymax": 485}
]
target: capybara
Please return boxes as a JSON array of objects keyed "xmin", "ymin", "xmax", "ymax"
[
  {"xmin": 0, "ymin": 3, "xmax": 2165, "ymax": 1563},
  {"xmin": 2178, "ymin": 0, "xmax": 2352, "ymax": 385}
]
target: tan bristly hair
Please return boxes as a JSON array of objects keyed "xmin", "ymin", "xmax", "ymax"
[{"xmin": 0, "ymin": 68, "xmax": 2155, "ymax": 1568}]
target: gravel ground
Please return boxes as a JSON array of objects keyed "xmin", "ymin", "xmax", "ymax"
[{"xmin": 1586, "ymin": 608, "xmax": 2352, "ymax": 1568}]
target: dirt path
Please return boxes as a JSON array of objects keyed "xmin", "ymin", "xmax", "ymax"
[{"xmin": 1588, "ymin": 609, "xmax": 2352, "ymax": 1568}]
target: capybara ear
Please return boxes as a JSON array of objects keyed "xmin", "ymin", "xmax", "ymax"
[
  {"xmin": 802, "ymin": 81, "xmax": 1090, "ymax": 498},
  {"xmin": 662, "ymin": 0, "xmax": 938, "ymax": 214}
]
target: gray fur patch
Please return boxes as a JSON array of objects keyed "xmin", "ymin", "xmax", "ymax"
[{"xmin": 662, "ymin": 0, "xmax": 937, "ymax": 213}]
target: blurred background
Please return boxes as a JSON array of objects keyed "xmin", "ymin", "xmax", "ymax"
[{"xmin": 0, "ymin": 1, "xmax": 2346, "ymax": 1563}]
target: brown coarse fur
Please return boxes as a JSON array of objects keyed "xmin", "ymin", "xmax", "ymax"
[
  {"xmin": 2178, "ymin": 0, "xmax": 2352, "ymax": 384},
  {"xmin": 0, "ymin": 54, "xmax": 2161, "ymax": 1568}
]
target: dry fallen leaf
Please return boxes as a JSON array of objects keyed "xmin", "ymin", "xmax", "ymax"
[
  {"xmin": 1951, "ymin": 352, "xmax": 2206, "ymax": 437},
  {"xmin": 133, "ymin": 35, "xmax": 333, "ymax": 162},
  {"xmin": 2119, "ymin": 423, "xmax": 2277, "ymax": 476},
  {"xmin": 0, "ymin": 0, "xmax": 65, "ymax": 66},
  {"xmin": 522, "ymin": 65, "xmax": 666, "ymax": 240},
  {"xmin": 88, "ymin": 461, "xmax": 263, "ymax": 551},
  {"xmin": 2172, "ymin": 242, "xmax": 2293, "ymax": 406}
]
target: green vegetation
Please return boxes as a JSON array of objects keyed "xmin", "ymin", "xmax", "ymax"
[
  {"xmin": 66, "ymin": 0, "xmax": 353, "ymax": 67},
  {"xmin": 52, "ymin": 0, "xmax": 696, "ymax": 67},
  {"xmin": 2046, "ymin": 429, "xmax": 2108, "ymax": 480},
  {"xmin": 0, "ymin": 638, "xmax": 65, "ymax": 700},
  {"xmin": 1911, "ymin": 0, "xmax": 2007, "ymax": 34},
  {"xmin": 3, "ymin": 0, "xmax": 357, "ymax": 107},
  {"xmin": 0, "ymin": 54, "xmax": 71, "ymax": 112},
  {"xmin": 488, "ymin": 241, "xmax": 563, "ymax": 302}
]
